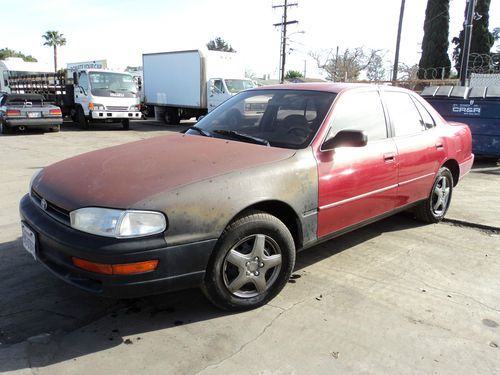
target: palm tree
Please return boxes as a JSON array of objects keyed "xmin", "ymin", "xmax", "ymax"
[{"xmin": 42, "ymin": 31, "xmax": 67, "ymax": 72}]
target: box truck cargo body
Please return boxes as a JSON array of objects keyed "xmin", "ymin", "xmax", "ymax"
[{"xmin": 143, "ymin": 50, "xmax": 255, "ymax": 124}]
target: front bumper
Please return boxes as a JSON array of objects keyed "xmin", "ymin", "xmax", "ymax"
[
  {"xmin": 90, "ymin": 111, "xmax": 141, "ymax": 120},
  {"xmin": 6, "ymin": 118, "xmax": 63, "ymax": 127},
  {"xmin": 19, "ymin": 194, "xmax": 216, "ymax": 298}
]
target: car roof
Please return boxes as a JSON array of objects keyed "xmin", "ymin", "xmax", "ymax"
[{"xmin": 253, "ymin": 82, "xmax": 410, "ymax": 95}]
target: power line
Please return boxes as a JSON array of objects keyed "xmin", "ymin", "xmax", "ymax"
[{"xmin": 273, "ymin": 0, "xmax": 298, "ymax": 83}]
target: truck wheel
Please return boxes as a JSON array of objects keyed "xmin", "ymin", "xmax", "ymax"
[
  {"xmin": 164, "ymin": 109, "xmax": 180, "ymax": 125},
  {"xmin": 50, "ymin": 125, "xmax": 61, "ymax": 132},
  {"xmin": 122, "ymin": 119, "xmax": 130, "ymax": 130},
  {"xmin": 202, "ymin": 211, "xmax": 295, "ymax": 311},
  {"xmin": 76, "ymin": 107, "xmax": 89, "ymax": 130},
  {"xmin": 415, "ymin": 167, "xmax": 453, "ymax": 223}
]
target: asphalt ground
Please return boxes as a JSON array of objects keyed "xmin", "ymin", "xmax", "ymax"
[{"xmin": 0, "ymin": 120, "xmax": 498, "ymax": 374}]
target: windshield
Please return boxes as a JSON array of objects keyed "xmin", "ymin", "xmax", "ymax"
[
  {"xmin": 89, "ymin": 72, "xmax": 136, "ymax": 93},
  {"xmin": 225, "ymin": 79, "xmax": 256, "ymax": 94},
  {"xmin": 186, "ymin": 89, "xmax": 336, "ymax": 149}
]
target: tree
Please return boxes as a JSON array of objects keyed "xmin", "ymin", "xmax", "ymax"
[
  {"xmin": 285, "ymin": 70, "xmax": 304, "ymax": 79},
  {"xmin": 206, "ymin": 37, "xmax": 236, "ymax": 52},
  {"xmin": 310, "ymin": 47, "xmax": 382, "ymax": 82},
  {"xmin": 0, "ymin": 48, "xmax": 37, "ymax": 62},
  {"xmin": 397, "ymin": 63, "xmax": 419, "ymax": 80},
  {"xmin": 42, "ymin": 31, "xmax": 66, "ymax": 72},
  {"xmin": 366, "ymin": 53, "xmax": 386, "ymax": 81},
  {"xmin": 418, "ymin": 0, "xmax": 451, "ymax": 79},
  {"xmin": 452, "ymin": 0, "xmax": 496, "ymax": 74}
]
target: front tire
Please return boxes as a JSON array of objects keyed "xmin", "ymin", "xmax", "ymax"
[
  {"xmin": 415, "ymin": 167, "xmax": 453, "ymax": 223},
  {"xmin": 122, "ymin": 119, "xmax": 130, "ymax": 130},
  {"xmin": 203, "ymin": 211, "xmax": 295, "ymax": 311},
  {"xmin": 75, "ymin": 107, "xmax": 89, "ymax": 130}
]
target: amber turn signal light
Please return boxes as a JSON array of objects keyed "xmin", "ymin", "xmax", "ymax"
[{"xmin": 72, "ymin": 257, "xmax": 159, "ymax": 275}]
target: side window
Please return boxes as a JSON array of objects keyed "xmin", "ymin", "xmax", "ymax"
[
  {"xmin": 385, "ymin": 92, "xmax": 425, "ymax": 136},
  {"xmin": 79, "ymin": 73, "xmax": 89, "ymax": 91},
  {"xmin": 214, "ymin": 79, "xmax": 224, "ymax": 93},
  {"xmin": 329, "ymin": 91, "xmax": 387, "ymax": 142},
  {"xmin": 412, "ymin": 97, "xmax": 435, "ymax": 129}
]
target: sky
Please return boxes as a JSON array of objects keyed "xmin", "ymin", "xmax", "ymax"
[{"xmin": 1, "ymin": 0, "xmax": 499, "ymax": 79}]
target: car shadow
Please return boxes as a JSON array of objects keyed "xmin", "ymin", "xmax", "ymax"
[
  {"xmin": 59, "ymin": 119, "xmax": 192, "ymax": 133},
  {"xmin": 0, "ymin": 120, "xmax": 191, "ymax": 136},
  {"xmin": 0, "ymin": 213, "xmax": 425, "ymax": 371}
]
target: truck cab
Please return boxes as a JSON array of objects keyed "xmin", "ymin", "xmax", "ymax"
[
  {"xmin": 207, "ymin": 78, "xmax": 255, "ymax": 112},
  {"xmin": 73, "ymin": 69, "xmax": 141, "ymax": 129}
]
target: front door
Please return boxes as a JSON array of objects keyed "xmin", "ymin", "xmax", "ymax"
[
  {"xmin": 316, "ymin": 90, "xmax": 398, "ymax": 238},
  {"xmin": 207, "ymin": 78, "xmax": 229, "ymax": 112}
]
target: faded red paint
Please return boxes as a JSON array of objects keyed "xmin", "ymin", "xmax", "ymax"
[{"xmin": 33, "ymin": 133, "xmax": 295, "ymax": 211}]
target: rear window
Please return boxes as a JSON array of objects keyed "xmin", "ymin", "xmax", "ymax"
[{"xmin": 6, "ymin": 96, "xmax": 44, "ymax": 106}]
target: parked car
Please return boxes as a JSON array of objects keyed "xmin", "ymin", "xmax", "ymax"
[
  {"xmin": 20, "ymin": 83, "xmax": 473, "ymax": 310},
  {"xmin": 0, "ymin": 93, "xmax": 62, "ymax": 134}
]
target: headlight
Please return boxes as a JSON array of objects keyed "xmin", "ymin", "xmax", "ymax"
[
  {"xmin": 69, "ymin": 207, "xmax": 166, "ymax": 238},
  {"xmin": 89, "ymin": 103, "xmax": 105, "ymax": 111},
  {"xmin": 129, "ymin": 104, "xmax": 140, "ymax": 111}
]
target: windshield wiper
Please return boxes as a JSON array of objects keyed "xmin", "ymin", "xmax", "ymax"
[
  {"xmin": 188, "ymin": 126, "xmax": 212, "ymax": 137},
  {"xmin": 212, "ymin": 129, "xmax": 269, "ymax": 146}
]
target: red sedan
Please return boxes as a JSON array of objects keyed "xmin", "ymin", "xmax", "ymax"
[{"xmin": 20, "ymin": 83, "xmax": 473, "ymax": 310}]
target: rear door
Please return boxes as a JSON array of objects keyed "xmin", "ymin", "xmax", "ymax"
[
  {"xmin": 383, "ymin": 90, "xmax": 446, "ymax": 206},
  {"xmin": 316, "ymin": 89, "xmax": 398, "ymax": 238}
]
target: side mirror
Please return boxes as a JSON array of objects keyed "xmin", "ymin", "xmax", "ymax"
[
  {"xmin": 322, "ymin": 130, "xmax": 368, "ymax": 151},
  {"xmin": 73, "ymin": 72, "xmax": 79, "ymax": 85}
]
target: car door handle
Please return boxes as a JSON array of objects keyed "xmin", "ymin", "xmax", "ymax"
[
  {"xmin": 383, "ymin": 153, "xmax": 396, "ymax": 163},
  {"xmin": 435, "ymin": 142, "xmax": 444, "ymax": 150}
]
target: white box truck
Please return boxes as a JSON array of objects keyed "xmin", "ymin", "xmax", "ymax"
[{"xmin": 142, "ymin": 50, "xmax": 256, "ymax": 124}]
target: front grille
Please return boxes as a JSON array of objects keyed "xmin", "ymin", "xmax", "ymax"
[
  {"xmin": 31, "ymin": 190, "xmax": 71, "ymax": 225},
  {"xmin": 106, "ymin": 106, "xmax": 128, "ymax": 112}
]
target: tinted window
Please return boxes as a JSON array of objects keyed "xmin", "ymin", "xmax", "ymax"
[
  {"xmin": 385, "ymin": 92, "xmax": 425, "ymax": 136},
  {"xmin": 188, "ymin": 89, "xmax": 336, "ymax": 149},
  {"xmin": 329, "ymin": 91, "xmax": 387, "ymax": 142},
  {"xmin": 412, "ymin": 97, "xmax": 435, "ymax": 129}
]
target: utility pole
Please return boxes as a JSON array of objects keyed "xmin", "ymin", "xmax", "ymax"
[
  {"xmin": 392, "ymin": 0, "xmax": 406, "ymax": 81},
  {"xmin": 460, "ymin": 0, "xmax": 476, "ymax": 86},
  {"xmin": 273, "ymin": 1, "xmax": 298, "ymax": 83}
]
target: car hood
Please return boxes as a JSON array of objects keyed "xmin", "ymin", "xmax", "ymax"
[{"xmin": 32, "ymin": 133, "xmax": 295, "ymax": 211}]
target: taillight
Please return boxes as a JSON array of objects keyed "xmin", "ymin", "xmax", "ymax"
[
  {"xmin": 6, "ymin": 109, "xmax": 21, "ymax": 117},
  {"xmin": 49, "ymin": 108, "xmax": 62, "ymax": 116}
]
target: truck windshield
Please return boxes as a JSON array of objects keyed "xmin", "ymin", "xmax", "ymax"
[
  {"xmin": 225, "ymin": 79, "xmax": 256, "ymax": 94},
  {"xmin": 89, "ymin": 72, "xmax": 137, "ymax": 94}
]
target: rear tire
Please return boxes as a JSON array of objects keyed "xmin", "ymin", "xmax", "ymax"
[
  {"xmin": 122, "ymin": 119, "xmax": 130, "ymax": 130},
  {"xmin": 202, "ymin": 211, "xmax": 295, "ymax": 311},
  {"xmin": 50, "ymin": 125, "xmax": 61, "ymax": 132},
  {"xmin": 75, "ymin": 107, "xmax": 89, "ymax": 130},
  {"xmin": 415, "ymin": 167, "xmax": 453, "ymax": 223},
  {"xmin": 164, "ymin": 109, "xmax": 180, "ymax": 125}
]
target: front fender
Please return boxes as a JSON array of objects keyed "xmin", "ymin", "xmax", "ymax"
[{"xmin": 136, "ymin": 148, "xmax": 319, "ymax": 247}]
